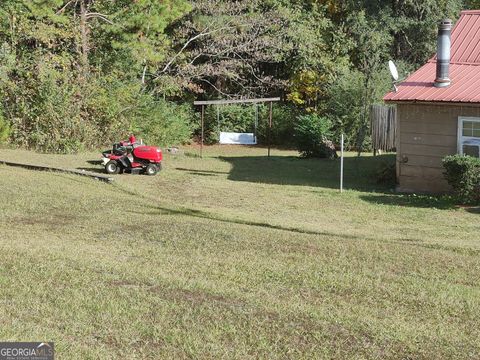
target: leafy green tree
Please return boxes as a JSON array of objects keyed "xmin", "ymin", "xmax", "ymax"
[
  {"xmin": 0, "ymin": 0, "xmax": 192, "ymax": 152},
  {"xmin": 466, "ymin": 0, "xmax": 480, "ymax": 8},
  {"xmin": 329, "ymin": 0, "xmax": 463, "ymax": 66},
  {"xmin": 326, "ymin": 66, "xmax": 393, "ymax": 150},
  {"xmin": 94, "ymin": 0, "xmax": 191, "ymax": 84},
  {"xmin": 157, "ymin": 0, "xmax": 289, "ymax": 97},
  {"xmin": 0, "ymin": 0, "xmax": 472, "ymax": 152}
]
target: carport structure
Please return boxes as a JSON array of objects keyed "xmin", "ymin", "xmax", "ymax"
[{"xmin": 194, "ymin": 97, "xmax": 281, "ymax": 158}]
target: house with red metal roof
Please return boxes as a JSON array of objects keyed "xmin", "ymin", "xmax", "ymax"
[{"xmin": 384, "ymin": 10, "xmax": 480, "ymax": 193}]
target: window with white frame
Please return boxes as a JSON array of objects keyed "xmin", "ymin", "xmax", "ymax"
[{"xmin": 458, "ymin": 117, "xmax": 480, "ymax": 157}]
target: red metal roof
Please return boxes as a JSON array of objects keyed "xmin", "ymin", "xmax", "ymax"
[{"xmin": 384, "ymin": 10, "xmax": 480, "ymax": 103}]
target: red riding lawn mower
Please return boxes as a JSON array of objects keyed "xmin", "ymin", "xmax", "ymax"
[{"xmin": 101, "ymin": 135, "xmax": 162, "ymax": 175}]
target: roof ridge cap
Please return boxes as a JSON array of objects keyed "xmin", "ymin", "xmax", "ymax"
[
  {"xmin": 451, "ymin": 61, "xmax": 480, "ymax": 65},
  {"xmin": 427, "ymin": 59, "xmax": 480, "ymax": 66},
  {"xmin": 460, "ymin": 10, "xmax": 480, "ymax": 15}
]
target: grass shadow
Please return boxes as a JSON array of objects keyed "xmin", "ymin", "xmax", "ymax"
[
  {"xmin": 175, "ymin": 167, "xmax": 229, "ymax": 176},
  {"xmin": 218, "ymin": 154, "xmax": 460, "ymax": 210},
  {"xmin": 86, "ymin": 160, "xmax": 102, "ymax": 165},
  {"xmin": 128, "ymin": 204, "xmax": 360, "ymax": 239},
  {"xmin": 115, "ymin": 182, "xmax": 359, "ymax": 239},
  {"xmin": 218, "ymin": 154, "xmax": 396, "ymax": 192},
  {"xmin": 127, "ymin": 199, "xmax": 480, "ymax": 252},
  {"xmin": 464, "ymin": 206, "xmax": 480, "ymax": 214},
  {"xmin": 359, "ymin": 193, "xmax": 457, "ymax": 210},
  {"xmin": 116, "ymin": 183, "xmax": 453, "ymax": 245}
]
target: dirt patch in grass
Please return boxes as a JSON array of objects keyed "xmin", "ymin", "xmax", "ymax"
[
  {"xmin": 149, "ymin": 286, "xmax": 246, "ymax": 308},
  {"xmin": 109, "ymin": 279, "xmax": 147, "ymax": 287},
  {"xmin": 109, "ymin": 280, "xmax": 246, "ymax": 308},
  {"xmin": 10, "ymin": 213, "xmax": 78, "ymax": 228},
  {"xmin": 280, "ymin": 241, "xmax": 326, "ymax": 255}
]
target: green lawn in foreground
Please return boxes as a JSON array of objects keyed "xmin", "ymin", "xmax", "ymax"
[{"xmin": 0, "ymin": 145, "xmax": 479, "ymax": 359}]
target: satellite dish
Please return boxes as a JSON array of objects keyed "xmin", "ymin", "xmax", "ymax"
[{"xmin": 388, "ymin": 60, "xmax": 399, "ymax": 81}]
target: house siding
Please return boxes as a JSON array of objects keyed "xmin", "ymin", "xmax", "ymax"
[{"xmin": 396, "ymin": 103, "xmax": 480, "ymax": 193}]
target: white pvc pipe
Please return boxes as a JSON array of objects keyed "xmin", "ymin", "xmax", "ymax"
[{"xmin": 340, "ymin": 134, "xmax": 344, "ymax": 193}]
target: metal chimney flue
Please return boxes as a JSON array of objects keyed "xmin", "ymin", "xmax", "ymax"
[{"xmin": 434, "ymin": 19, "xmax": 453, "ymax": 88}]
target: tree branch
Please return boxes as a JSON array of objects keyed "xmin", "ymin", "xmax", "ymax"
[
  {"xmin": 56, "ymin": 0, "xmax": 75, "ymax": 14},
  {"xmin": 86, "ymin": 12, "xmax": 114, "ymax": 24},
  {"xmin": 157, "ymin": 23, "xmax": 241, "ymax": 76},
  {"xmin": 197, "ymin": 78, "xmax": 235, "ymax": 98}
]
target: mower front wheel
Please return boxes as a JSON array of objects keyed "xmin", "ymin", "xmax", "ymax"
[
  {"xmin": 105, "ymin": 160, "xmax": 121, "ymax": 175},
  {"xmin": 145, "ymin": 163, "xmax": 159, "ymax": 176}
]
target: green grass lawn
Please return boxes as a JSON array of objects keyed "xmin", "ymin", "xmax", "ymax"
[{"xmin": 0, "ymin": 145, "xmax": 479, "ymax": 359}]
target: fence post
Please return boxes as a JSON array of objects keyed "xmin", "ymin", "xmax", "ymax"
[
  {"xmin": 340, "ymin": 134, "xmax": 344, "ymax": 193},
  {"xmin": 268, "ymin": 101, "xmax": 273, "ymax": 158},
  {"xmin": 201, "ymin": 105, "xmax": 204, "ymax": 158}
]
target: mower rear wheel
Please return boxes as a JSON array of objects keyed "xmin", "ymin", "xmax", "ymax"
[
  {"xmin": 145, "ymin": 163, "xmax": 159, "ymax": 176},
  {"xmin": 105, "ymin": 160, "xmax": 121, "ymax": 175}
]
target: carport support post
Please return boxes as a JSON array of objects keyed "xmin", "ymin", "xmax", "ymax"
[
  {"xmin": 268, "ymin": 101, "xmax": 273, "ymax": 157},
  {"xmin": 201, "ymin": 105, "xmax": 205, "ymax": 158}
]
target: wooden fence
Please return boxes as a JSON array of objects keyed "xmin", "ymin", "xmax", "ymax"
[{"xmin": 371, "ymin": 105, "xmax": 397, "ymax": 153}]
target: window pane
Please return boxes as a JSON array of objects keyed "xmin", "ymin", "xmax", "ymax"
[
  {"xmin": 474, "ymin": 122, "xmax": 480, "ymax": 130},
  {"xmin": 463, "ymin": 121, "xmax": 474, "ymax": 136},
  {"xmin": 463, "ymin": 145, "xmax": 480, "ymax": 157},
  {"xmin": 473, "ymin": 129, "xmax": 480, "ymax": 138}
]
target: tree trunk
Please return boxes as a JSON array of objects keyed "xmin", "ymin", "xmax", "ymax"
[
  {"xmin": 357, "ymin": 72, "xmax": 371, "ymax": 156},
  {"xmin": 79, "ymin": 0, "xmax": 90, "ymax": 78}
]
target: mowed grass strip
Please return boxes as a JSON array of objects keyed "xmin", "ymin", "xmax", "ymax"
[{"xmin": 0, "ymin": 147, "xmax": 479, "ymax": 359}]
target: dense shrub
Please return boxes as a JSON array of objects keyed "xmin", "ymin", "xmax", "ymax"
[
  {"xmin": 443, "ymin": 155, "xmax": 480, "ymax": 204},
  {"xmin": 6, "ymin": 65, "xmax": 91, "ymax": 153},
  {"xmin": 294, "ymin": 114, "xmax": 337, "ymax": 158},
  {"xmin": 2, "ymin": 59, "xmax": 131, "ymax": 152},
  {"xmin": 1, "ymin": 56, "xmax": 193, "ymax": 152},
  {"xmin": 0, "ymin": 110, "xmax": 10, "ymax": 143},
  {"xmin": 131, "ymin": 98, "xmax": 193, "ymax": 147},
  {"xmin": 257, "ymin": 105, "xmax": 297, "ymax": 147}
]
